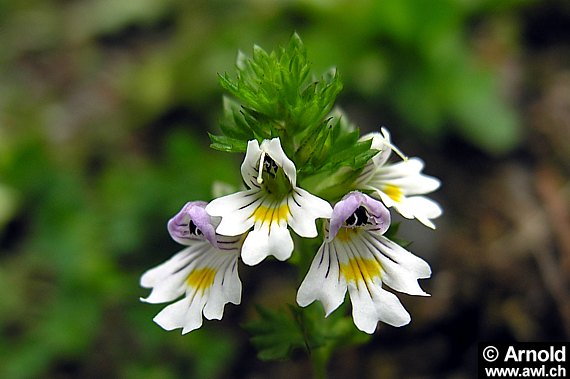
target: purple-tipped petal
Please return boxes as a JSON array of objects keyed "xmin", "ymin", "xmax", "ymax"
[
  {"xmin": 329, "ymin": 193, "xmax": 362, "ymax": 239},
  {"xmin": 360, "ymin": 194, "xmax": 392, "ymax": 233},
  {"xmin": 328, "ymin": 192, "xmax": 391, "ymax": 241},
  {"xmin": 167, "ymin": 201, "xmax": 218, "ymax": 247}
]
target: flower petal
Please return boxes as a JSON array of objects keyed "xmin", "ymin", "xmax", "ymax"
[
  {"xmin": 402, "ymin": 196, "xmax": 442, "ymax": 229},
  {"xmin": 371, "ymin": 158, "xmax": 440, "ymax": 195},
  {"xmin": 206, "ymin": 190, "xmax": 261, "ymax": 236},
  {"xmin": 335, "ymin": 237, "xmax": 410, "ymax": 331},
  {"xmin": 241, "ymin": 221, "xmax": 294, "ymax": 265},
  {"xmin": 364, "ymin": 232, "xmax": 432, "ymax": 279},
  {"xmin": 240, "ymin": 138, "xmax": 297, "ymax": 188},
  {"xmin": 297, "ymin": 241, "xmax": 347, "ymax": 316},
  {"xmin": 140, "ymin": 235, "xmax": 242, "ymax": 334},
  {"xmin": 355, "ymin": 127, "xmax": 443, "ymax": 229},
  {"xmin": 378, "ymin": 193, "xmax": 442, "ymax": 229},
  {"xmin": 203, "ymin": 257, "xmax": 241, "ymax": 320},
  {"xmin": 328, "ymin": 192, "xmax": 390, "ymax": 240},
  {"xmin": 240, "ymin": 139, "xmax": 263, "ymax": 189},
  {"xmin": 167, "ymin": 201, "xmax": 217, "ymax": 246},
  {"xmin": 349, "ymin": 283, "xmax": 411, "ymax": 333},
  {"xmin": 299, "ymin": 210, "xmax": 431, "ymax": 333},
  {"xmin": 360, "ymin": 128, "xmax": 393, "ymax": 167},
  {"xmin": 261, "ymin": 138, "xmax": 297, "ymax": 187},
  {"xmin": 287, "ymin": 188, "xmax": 333, "ymax": 238},
  {"xmin": 153, "ymin": 296, "xmax": 203, "ymax": 333},
  {"xmin": 358, "ymin": 233, "xmax": 431, "ymax": 296},
  {"xmin": 140, "ymin": 246, "xmax": 204, "ymax": 303}
]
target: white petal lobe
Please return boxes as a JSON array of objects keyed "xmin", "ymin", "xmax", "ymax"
[
  {"xmin": 140, "ymin": 238, "xmax": 241, "ymax": 334},
  {"xmin": 297, "ymin": 242, "xmax": 347, "ymax": 316}
]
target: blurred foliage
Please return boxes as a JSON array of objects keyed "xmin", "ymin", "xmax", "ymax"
[{"xmin": 0, "ymin": 0, "xmax": 545, "ymax": 377}]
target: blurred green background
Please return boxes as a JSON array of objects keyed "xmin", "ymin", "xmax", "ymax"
[{"xmin": 1, "ymin": 0, "xmax": 569, "ymax": 378}]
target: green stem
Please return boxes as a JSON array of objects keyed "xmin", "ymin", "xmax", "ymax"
[{"xmin": 310, "ymin": 347, "xmax": 329, "ymax": 379}]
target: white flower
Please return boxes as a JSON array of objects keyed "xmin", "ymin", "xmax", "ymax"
[
  {"xmin": 206, "ymin": 138, "xmax": 333, "ymax": 266},
  {"xmin": 140, "ymin": 201, "xmax": 242, "ymax": 334},
  {"xmin": 297, "ymin": 192, "xmax": 431, "ymax": 334},
  {"xmin": 356, "ymin": 128, "xmax": 442, "ymax": 229}
]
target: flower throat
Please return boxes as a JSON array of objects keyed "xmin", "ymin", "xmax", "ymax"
[{"xmin": 256, "ymin": 153, "xmax": 292, "ymax": 196}]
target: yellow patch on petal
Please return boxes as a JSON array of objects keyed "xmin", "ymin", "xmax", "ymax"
[
  {"xmin": 186, "ymin": 268, "xmax": 216, "ymax": 293},
  {"xmin": 252, "ymin": 203, "xmax": 290, "ymax": 225},
  {"xmin": 383, "ymin": 184, "xmax": 403, "ymax": 202},
  {"xmin": 335, "ymin": 228, "xmax": 360, "ymax": 242},
  {"xmin": 340, "ymin": 256, "xmax": 381, "ymax": 284}
]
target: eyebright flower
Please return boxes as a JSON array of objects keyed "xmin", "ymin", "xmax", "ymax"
[
  {"xmin": 140, "ymin": 201, "xmax": 242, "ymax": 334},
  {"xmin": 356, "ymin": 128, "xmax": 442, "ymax": 229},
  {"xmin": 206, "ymin": 138, "xmax": 333, "ymax": 266},
  {"xmin": 296, "ymin": 191, "xmax": 431, "ymax": 334}
]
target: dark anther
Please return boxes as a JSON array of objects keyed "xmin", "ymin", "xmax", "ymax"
[
  {"xmin": 189, "ymin": 220, "xmax": 202, "ymax": 236},
  {"xmin": 263, "ymin": 156, "xmax": 279, "ymax": 177},
  {"xmin": 345, "ymin": 206, "xmax": 369, "ymax": 227}
]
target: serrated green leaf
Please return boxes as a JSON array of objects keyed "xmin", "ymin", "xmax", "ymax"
[
  {"xmin": 217, "ymin": 72, "xmax": 238, "ymax": 94},
  {"xmin": 216, "ymin": 33, "xmax": 343, "ymax": 143},
  {"xmin": 240, "ymin": 108, "xmax": 277, "ymax": 139},
  {"xmin": 296, "ymin": 120, "xmax": 332, "ymax": 168},
  {"xmin": 317, "ymin": 139, "xmax": 374, "ymax": 172}
]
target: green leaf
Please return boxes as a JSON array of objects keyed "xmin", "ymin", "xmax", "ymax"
[
  {"xmin": 300, "ymin": 118, "xmax": 375, "ymax": 176},
  {"xmin": 244, "ymin": 305, "xmax": 324, "ymax": 361},
  {"xmin": 213, "ymin": 33, "xmax": 343, "ymax": 152},
  {"xmin": 219, "ymin": 97, "xmax": 254, "ymax": 140},
  {"xmin": 208, "ymin": 134, "xmax": 248, "ymax": 153},
  {"xmin": 295, "ymin": 120, "xmax": 332, "ymax": 168}
]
